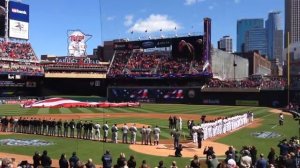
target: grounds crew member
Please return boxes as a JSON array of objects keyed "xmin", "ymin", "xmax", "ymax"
[
  {"xmin": 111, "ymin": 124, "xmax": 118, "ymax": 143},
  {"xmin": 153, "ymin": 125, "xmax": 161, "ymax": 145},
  {"xmin": 63, "ymin": 120, "xmax": 69, "ymax": 137},
  {"xmin": 69, "ymin": 119, "xmax": 76, "ymax": 138},
  {"xmin": 129, "ymin": 123, "xmax": 137, "ymax": 144},
  {"xmin": 122, "ymin": 123, "xmax": 129, "ymax": 144},
  {"xmin": 103, "ymin": 121, "xmax": 109, "ymax": 142}
]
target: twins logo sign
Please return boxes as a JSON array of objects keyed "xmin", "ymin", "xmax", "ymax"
[{"xmin": 68, "ymin": 30, "xmax": 92, "ymax": 57}]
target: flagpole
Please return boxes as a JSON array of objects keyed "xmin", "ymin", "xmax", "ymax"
[{"xmin": 287, "ymin": 32, "xmax": 290, "ymax": 107}]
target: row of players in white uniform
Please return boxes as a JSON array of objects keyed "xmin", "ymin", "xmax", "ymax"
[{"xmin": 191, "ymin": 112, "xmax": 254, "ymax": 143}]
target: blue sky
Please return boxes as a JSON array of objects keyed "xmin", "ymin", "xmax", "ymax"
[{"xmin": 23, "ymin": 0, "xmax": 283, "ymax": 57}]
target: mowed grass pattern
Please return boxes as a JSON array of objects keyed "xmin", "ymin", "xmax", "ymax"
[{"xmin": 0, "ymin": 104, "xmax": 298, "ymax": 167}]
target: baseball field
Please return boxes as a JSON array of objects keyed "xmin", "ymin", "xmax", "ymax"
[{"xmin": 0, "ymin": 103, "xmax": 297, "ymax": 167}]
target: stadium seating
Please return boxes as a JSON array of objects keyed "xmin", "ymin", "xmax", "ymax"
[
  {"xmin": 0, "ymin": 41, "xmax": 43, "ymax": 75},
  {"xmin": 0, "ymin": 41, "xmax": 38, "ymax": 61},
  {"xmin": 108, "ymin": 50, "xmax": 206, "ymax": 78},
  {"xmin": 207, "ymin": 77, "xmax": 286, "ymax": 90}
]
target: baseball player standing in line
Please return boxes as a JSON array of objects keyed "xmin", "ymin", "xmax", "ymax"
[
  {"xmin": 111, "ymin": 124, "xmax": 118, "ymax": 143},
  {"xmin": 153, "ymin": 125, "xmax": 161, "ymax": 145},
  {"xmin": 94, "ymin": 122, "xmax": 101, "ymax": 141},
  {"xmin": 69, "ymin": 119, "xmax": 75, "ymax": 138},
  {"xmin": 103, "ymin": 121, "xmax": 109, "ymax": 142},
  {"xmin": 129, "ymin": 124, "xmax": 137, "ymax": 144},
  {"xmin": 178, "ymin": 117, "xmax": 182, "ymax": 131},
  {"xmin": 122, "ymin": 123, "xmax": 129, "ymax": 144},
  {"xmin": 63, "ymin": 120, "xmax": 69, "ymax": 137},
  {"xmin": 146, "ymin": 126, "xmax": 152, "ymax": 145},
  {"xmin": 140, "ymin": 126, "xmax": 146, "ymax": 145}
]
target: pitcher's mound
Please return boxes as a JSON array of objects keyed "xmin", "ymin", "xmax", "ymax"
[{"xmin": 129, "ymin": 141, "xmax": 229, "ymax": 158}]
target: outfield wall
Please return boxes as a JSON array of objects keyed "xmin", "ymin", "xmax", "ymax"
[{"xmin": 107, "ymin": 87, "xmax": 288, "ymax": 107}]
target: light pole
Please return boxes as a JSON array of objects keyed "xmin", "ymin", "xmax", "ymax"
[{"xmin": 233, "ymin": 54, "xmax": 237, "ymax": 80}]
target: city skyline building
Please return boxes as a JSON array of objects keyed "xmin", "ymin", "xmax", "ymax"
[
  {"xmin": 285, "ymin": 0, "xmax": 300, "ymax": 48},
  {"xmin": 237, "ymin": 19, "xmax": 264, "ymax": 53},
  {"xmin": 266, "ymin": 11, "xmax": 283, "ymax": 63},
  {"xmin": 244, "ymin": 28, "xmax": 267, "ymax": 56},
  {"xmin": 217, "ymin": 35, "xmax": 233, "ymax": 53}
]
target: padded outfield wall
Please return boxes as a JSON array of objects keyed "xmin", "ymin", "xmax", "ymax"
[{"xmin": 107, "ymin": 86, "xmax": 288, "ymax": 107}]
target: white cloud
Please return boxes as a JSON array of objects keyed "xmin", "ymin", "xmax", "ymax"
[
  {"xmin": 106, "ymin": 16, "xmax": 115, "ymax": 21},
  {"xmin": 128, "ymin": 14, "xmax": 180, "ymax": 33},
  {"xmin": 124, "ymin": 15, "xmax": 134, "ymax": 26},
  {"xmin": 184, "ymin": 0, "xmax": 205, "ymax": 6}
]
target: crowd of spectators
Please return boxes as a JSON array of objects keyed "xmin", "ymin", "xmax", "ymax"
[
  {"xmin": 207, "ymin": 77, "xmax": 287, "ymax": 90},
  {"xmin": 0, "ymin": 41, "xmax": 38, "ymax": 61},
  {"xmin": 260, "ymin": 78, "xmax": 286, "ymax": 90},
  {"xmin": 1, "ymin": 136, "xmax": 299, "ymax": 167},
  {"xmin": 108, "ymin": 50, "xmax": 206, "ymax": 78},
  {"xmin": 158, "ymin": 57, "xmax": 191, "ymax": 75},
  {"xmin": 109, "ymin": 51, "xmax": 132, "ymax": 76},
  {"xmin": 0, "ymin": 41, "xmax": 43, "ymax": 75},
  {"xmin": 126, "ymin": 51, "xmax": 161, "ymax": 73}
]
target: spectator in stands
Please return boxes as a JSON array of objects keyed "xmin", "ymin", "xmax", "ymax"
[
  {"xmin": 59, "ymin": 153, "xmax": 69, "ymax": 168},
  {"xmin": 170, "ymin": 161, "xmax": 178, "ymax": 168},
  {"xmin": 40, "ymin": 150, "xmax": 52, "ymax": 168},
  {"xmin": 267, "ymin": 147, "xmax": 276, "ymax": 165},
  {"xmin": 256, "ymin": 153, "xmax": 268, "ymax": 168},
  {"xmin": 207, "ymin": 154, "xmax": 219, "ymax": 168},
  {"xmin": 85, "ymin": 158, "xmax": 96, "ymax": 168},
  {"xmin": 69, "ymin": 152, "xmax": 79, "ymax": 168},
  {"xmin": 140, "ymin": 160, "xmax": 149, "ymax": 168},
  {"xmin": 127, "ymin": 155, "xmax": 136, "ymax": 168},
  {"xmin": 117, "ymin": 152, "xmax": 127, "ymax": 167},
  {"xmin": 239, "ymin": 150, "xmax": 252, "ymax": 168},
  {"xmin": 190, "ymin": 155, "xmax": 201, "ymax": 168},
  {"xmin": 32, "ymin": 151, "xmax": 41, "ymax": 168},
  {"xmin": 227, "ymin": 159, "xmax": 237, "ymax": 168},
  {"xmin": 156, "ymin": 160, "xmax": 166, "ymax": 168},
  {"xmin": 102, "ymin": 150, "xmax": 113, "ymax": 168}
]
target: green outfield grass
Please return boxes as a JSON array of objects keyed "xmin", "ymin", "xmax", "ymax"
[{"xmin": 0, "ymin": 103, "xmax": 298, "ymax": 167}]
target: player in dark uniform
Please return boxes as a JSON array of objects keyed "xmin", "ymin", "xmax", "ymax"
[
  {"xmin": 69, "ymin": 119, "xmax": 75, "ymax": 138},
  {"xmin": 57, "ymin": 119, "xmax": 63, "ymax": 137},
  {"xmin": 76, "ymin": 121, "xmax": 83, "ymax": 139},
  {"xmin": 63, "ymin": 120, "xmax": 69, "ymax": 137}
]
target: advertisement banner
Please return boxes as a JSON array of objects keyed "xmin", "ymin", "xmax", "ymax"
[
  {"xmin": 9, "ymin": 19, "xmax": 29, "ymax": 39},
  {"xmin": 8, "ymin": 1, "xmax": 29, "ymax": 22}
]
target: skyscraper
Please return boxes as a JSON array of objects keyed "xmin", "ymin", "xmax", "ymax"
[
  {"xmin": 237, "ymin": 19, "xmax": 264, "ymax": 53},
  {"xmin": 285, "ymin": 0, "xmax": 300, "ymax": 47},
  {"xmin": 266, "ymin": 11, "xmax": 283, "ymax": 62},
  {"xmin": 245, "ymin": 28, "xmax": 267, "ymax": 56},
  {"xmin": 217, "ymin": 35, "xmax": 232, "ymax": 53}
]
